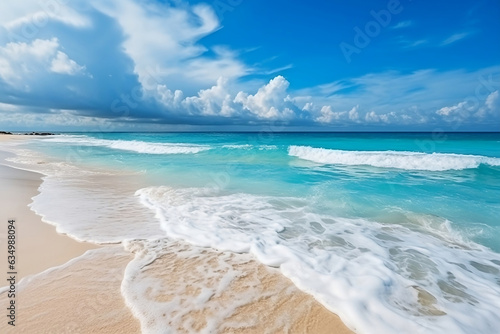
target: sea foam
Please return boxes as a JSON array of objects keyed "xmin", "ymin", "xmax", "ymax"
[
  {"xmin": 136, "ymin": 185, "xmax": 500, "ymax": 334},
  {"xmin": 5, "ymin": 147, "xmax": 164, "ymax": 243},
  {"xmin": 288, "ymin": 145, "xmax": 500, "ymax": 171},
  {"xmin": 45, "ymin": 135, "xmax": 211, "ymax": 154}
]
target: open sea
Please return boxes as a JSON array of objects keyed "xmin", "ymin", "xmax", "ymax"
[{"xmin": 4, "ymin": 132, "xmax": 500, "ymax": 334}]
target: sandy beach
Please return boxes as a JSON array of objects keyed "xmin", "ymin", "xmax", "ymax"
[
  {"xmin": 0, "ymin": 163, "xmax": 99, "ymax": 279},
  {"xmin": 0, "ymin": 135, "xmax": 140, "ymax": 333},
  {"xmin": 0, "ymin": 135, "xmax": 354, "ymax": 334}
]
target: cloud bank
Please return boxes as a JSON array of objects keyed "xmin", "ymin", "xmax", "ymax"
[{"xmin": 0, "ymin": 0, "xmax": 499, "ymax": 131}]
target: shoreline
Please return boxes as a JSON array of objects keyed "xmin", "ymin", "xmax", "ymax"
[
  {"xmin": 0, "ymin": 134, "xmax": 354, "ymax": 333},
  {"xmin": 0, "ymin": 135, "xmax": 141, "ymax": 333},
  {"xmin": 0, "ymin": 159, "xmax": 99, "ymax": 279}
]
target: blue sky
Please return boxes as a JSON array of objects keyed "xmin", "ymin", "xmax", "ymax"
[{"xmin": 0, "ymin": 0, "xmax": 499, "ymax": 131}]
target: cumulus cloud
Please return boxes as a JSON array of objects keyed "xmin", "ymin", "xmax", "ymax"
[
  {"xmin": 475, "ymin": 90, "xmax": 500, "ymax": 119},
  {"xmin": 436, "ymin": 101, "xmax": 469, "ymax": 116},
  {"xmin": 294, "ymin": 67, "xmax": 500, "ymax": 127},
  {"xmin": 365, "ymin": 110, "xmax": 380, "ymax": 122},
  {"xmin": 156, "ymin": 85, "xmax": 184, "ymax": 111},
  {"xmin": 365, "ymin": 110, "xmax": 396, "ymax": 123},
  {"xmin": 50, "ymin": 51, "xmax": 86, "ymax": 75},
  {"xmin": 154, "ymin": 76, "xmax": 297, "ymax": 120},
  {"xmin": 436, "ymin": 91, "xmax": 500, "ymax": 123},
  {"xmin": 348, "ymin": 105, "xmax": 360, "ymax": 121},
  {"xmin": 315, "ymin": 106, "xmax": 345, "ymax": 123},
  {"xmin": 183, "ymin": 77, "xmax": 236, "ymax": 117},
  {"xmin": 485, "ymin": 90, "xmax": 499, "ymax": 111},
  {"xmin": 234, "ymin": 76, "xmax": 295, "ymax": 120}
]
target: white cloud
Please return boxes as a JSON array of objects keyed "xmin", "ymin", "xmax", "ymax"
[
  {"xmin": 302, "ymin": 102, "xmax": 314, "ymax": 112},
  {"xmin": 0, "ymin": 0, "xmax": 91, "ymax": 31},
  {"xmin": 475, "ymin": 90, "xmax": 500, "ymax": 119},
  {"xmin": 485, "ymin": 90, "xmax": 499, "ymax": 111},
  {"xmin": 154, "ymin": 75, "xmax": 298, "ymax": 120},
  {"xmin": 156, "ymin": 85, "xmax": 184, "ymax": 111},
  {"xmin": 234, "ymin": 76, "xmax": 294, "ymax": 120},
  {"xmin": 365, "ymin": 110, "xmax": 396, "ymax": 123},
  {"xmin": 50, "ymin": 51, "xmax": 86, "ymax": 75},
  {"xmin": 182, "ymin": 47, "xmax": 250, "ymax": 86},
  {"xmin": 0, "ymin": 38, "xmax": 86, "ymax": 88},
  {"xmin": 295, "ymin": 66, "xmax": 500, "ymax": 126},
  {"xmin": 315, "ymin": 106, "xmax": 345, "ymax": 123},
  {"xmin": 436, "ymin": 90, "xmax": 500, "ymax": 124},
  {"xmin": 348, "ymin": 105, "xmax": 360, "ymax": 121},
  {"xmin": 183, "ymin": 77, "xmax": 236, "ymax": 117},
  {"xmin": 91, "ymin": 0, "xmax": 249, "ymax": 94},
  {"xmin": 441, "ymin": 32, "xmax": 471, "ymax": 46},
  {"xmin": 436, "ymin": 101, "xmax": 468, "ymax": 116},
  {"xmin": 0, "ymin": 1, "xmax": 498, "ymax": 130},
  {"xmin": 436, "ymin": 100, "xmax": 483, "ymax": 123},
  {"xmin": 379, "ymin": 112, "xmax": 396, "ymax": 123},
  {"xmin": 365, "ymin": 110, "xmax": 380, "ymax": 122},
  {"xmin": 0, "ymin": 102, "xmax": 21, "ymax": 112}
]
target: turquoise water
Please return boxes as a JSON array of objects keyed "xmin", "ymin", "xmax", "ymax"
[
  {"xmin": 38, "ymin": 132, "xmax": 500, "ymax": 250},
  {"xmin": 15, "ymin": 132, "xmax": 500, "ymax": 333}
]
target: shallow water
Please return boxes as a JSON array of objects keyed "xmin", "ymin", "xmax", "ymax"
[{"xmin": 4, "ymin": 132, "xmax": 500, "ymax": 334}]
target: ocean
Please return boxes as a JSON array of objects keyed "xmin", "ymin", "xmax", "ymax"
[{"xmin": 4, "ymin": 132, "xmax": 500, "ymax": 333}]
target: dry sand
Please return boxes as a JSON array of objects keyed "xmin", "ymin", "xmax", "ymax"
[{"xmin": 0, "ymin": 134, "xmax": 354, "ymax": 334}]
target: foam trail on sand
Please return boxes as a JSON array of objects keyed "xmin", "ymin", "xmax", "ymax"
[{"xmin": 121, "ymin": 239, "xmax": 351, "ymax": 334}]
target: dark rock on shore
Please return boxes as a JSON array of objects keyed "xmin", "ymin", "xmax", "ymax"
[
  {"xmin": 24, "ymin": 132, "xmax": 56, "ymax": 136},
  {"xmin": 1, "ymin": 131, "xmax": 56, "ymax": 135}
]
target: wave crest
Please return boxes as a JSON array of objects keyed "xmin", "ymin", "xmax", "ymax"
[
  {"xmin": 45, "ymin": 135, "xmax": 211, "ymax": 154},
  {"xmin": 288, "ymin": 145, "xmax": 500, "ymax": 171}
]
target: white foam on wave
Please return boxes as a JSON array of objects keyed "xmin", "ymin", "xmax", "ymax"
[
  {"xmin": 44, "ymin": 135, "xmax": 211, "ymax": 154},
  {"xmin": 259, "ymin": 145, "xmax": 278, "ymax": 150},
  {"xmin": 136, "ymin": 186, "xmax": 500, "ymax": 334},
  {"xmin": 222, "ymin": 144, "xmax": 253, "ymax": 149},
  {"xmin": 289, "ymin": 145, "xmax": 500, "ymax": 171},
  {"xmin": 222, "ymin": 144, "xmax": 278, "ymax": 150},
  {"xmin": 6, "ymin": 147, "xmax": 164, "ymax": 243},
  {"xmin": 29, "ymin": 175, "xmax": 164, "ymax": 243}
]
